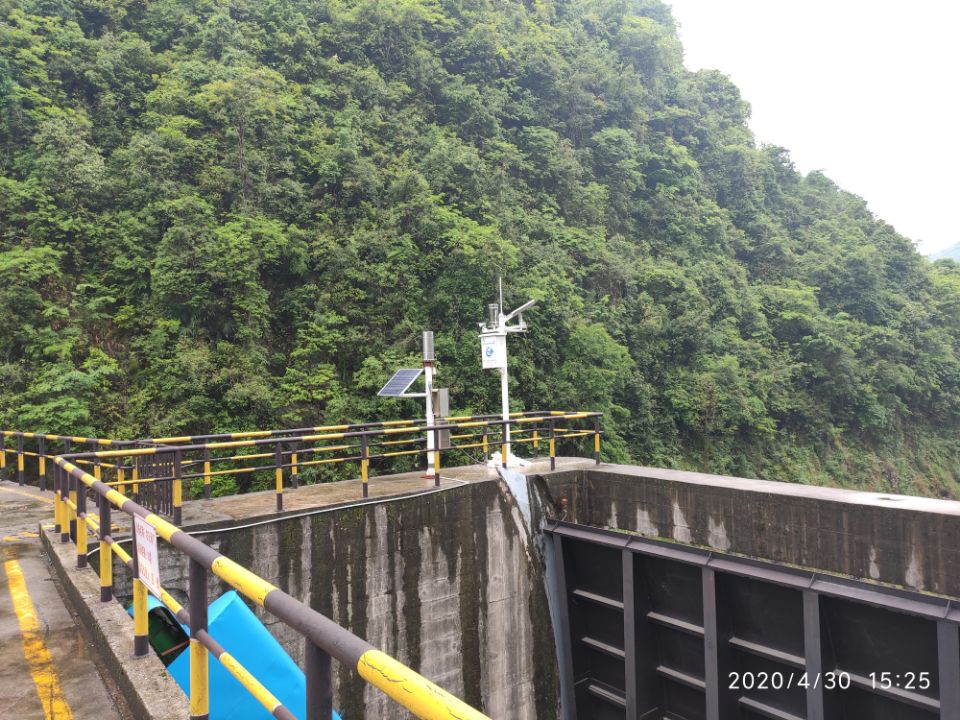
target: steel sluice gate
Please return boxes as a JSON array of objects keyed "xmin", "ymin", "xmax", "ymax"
[{"xmin": 545, "ymin": 521, "xmax": 960, "ymax": 720}]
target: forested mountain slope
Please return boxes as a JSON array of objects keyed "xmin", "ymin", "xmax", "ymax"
[{"xmin": 3, "ymin": 0, "xmax": 960, "ymax": 494}]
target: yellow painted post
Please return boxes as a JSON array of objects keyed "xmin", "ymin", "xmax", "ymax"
[
  {"xmin": 173, "ymin": 450, "xmax": 183, "ymax": 525},
  {"xmin": 99, "ymin": 492, "xmax": 112, "ymax": 601},
  {"xmin": 59, "ymin": 466, "xmax": 69, "ymax": 544},
  {"xmin": 173, "ymin": 475, "xmax": 182, "ymax": 521},
  {"xmin": 53, "ymin": 473, "xmax": 62, "ymax": 534},
  {"xmin": 290, "ymin": 444, "xmax": 299, "ymax": 489},
  {"xmin": 361, "ymin": 435, "xmax": 369, "ymax": 499},
  {"xmin": 482, "ymin": 426, "xmax": 489, "ymax": 458},
  {"xmin": 76, "ymin": 485, "xmax": 88, "ymax": 569},
  {"xmin": 132, "ymin": 578, "xmax": 149, "ymax": 656},
  {"xmin": 132, "ymin": 462, "xmax": 139, "ymax": 500},
  {"xmin": 533, "ymin": 427, "xmax": 540, "ymax": 451},
  {"xmin": 68, "ymin": 476, "xmax": 78, "ymax": 543},
  {"xmin": 433, "ymin": 427, "xmax": 441, "ymax": 488},
  {"xmin": 189, "ymin": 559, "xmax": 209, "ymax": 720},
  {"xmin": 549, "ymin": 419, "xmax": 556, "ymax": 472},
  {"xmin": 501, "ymin": 423, "xmax": 508, "ymax": 469},
  {"xmin": 0, "ymin": 433, "xmax": 5, "ymax": 471},
  {"xmin": 593, "ymin": 416, "xmax": 601, "ymax": 465},
  {"xmin": 274, "ymin": 443, "xmax": 284, "ymax": 513},
  {"xmin": 38, "ymin": 437, "xmax": 46, "ymax": 491},
  {"xmin": 92, "ymin": 453, "xmax": 102, "ymax": 512},
  {"xmin": 189, "ymin": 639, "xmax": 209, "ymax": 719},
  {"xmin": 203, "ymin": 446, "xmax": 211, "ymax": 499},
  {"xmin": 17, "ymin": 435, "xmax": 25, "ymax": 485}
]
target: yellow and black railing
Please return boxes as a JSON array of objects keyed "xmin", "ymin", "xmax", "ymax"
[
  {"xmin": 46, "ymin": 412, "xmax": 601, "ymax": 522},
  {"xmin": 9, "ymin": 410, "xmax": 603, "ymax": 719},
  {"xmin": 4, "ymin": 411, "xmax": 603, "ymax": 525},
  {"xmin": 51, "ymin": 455, "xmax": 491, "ymax": 720},
  {"xmin": 1, "ymin": 430, "xmax": 128, "ymax": 491}
]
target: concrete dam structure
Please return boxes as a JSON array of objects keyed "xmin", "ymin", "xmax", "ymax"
[
  {"xmin": 538, "ymin": 466, "xmax": 960, "ymax": 720},
  {"xmin": 125, "ymin": 476, "xmax": 560, "ymax": 720},
  {"xmin": 4, "ymin": 413, "xmax": 960, "ymax": 720},
  {"xmin": 102, "ymin": 462, "xmax": 960, "ymax": 720}
]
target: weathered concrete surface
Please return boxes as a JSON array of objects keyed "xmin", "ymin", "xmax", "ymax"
[
  {"xmin": 532, "ymin": 464, "xmax": 960, "ymax": 596},
  {"xmin": 122, "ymin": 474, "xmax": 565, "ymax": 719},
  {"xmin": 0, "ymin": 481, "xmax": 131, "ymax": 720},
  {"xmin": 179, "ymin": 457, "xmax": 583, "ymax": 527},
  {"xmin": 41, "ymin": 524, "xmax": 188, "ymax": 720},
  {"xmin": 32, "ymin": 456, "xmax": 960, "ymax": 719}
]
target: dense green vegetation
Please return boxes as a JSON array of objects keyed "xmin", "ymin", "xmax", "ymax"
[{"xmin": 3, "ymin": 0, "xmax": 960, "ymax": 494}]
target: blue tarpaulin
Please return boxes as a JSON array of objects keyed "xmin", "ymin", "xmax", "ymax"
[{"xmin": 132, "ymin": 591, "xmax": 340, "ymax": 720}]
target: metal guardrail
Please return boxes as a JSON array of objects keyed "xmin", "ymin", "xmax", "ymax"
[
  {"xmin": 52, "ymin": 456, "xmax": 491, "ymax": 720},
  {"xmin": 8, "ymin": 411, "xmax": 603, "ymax": 720},
  {"xmin": 0, "ymin": 430, "xmax": 130, "ymax": 490},
  {"xmin": 4, "ymin": 412, "xmax": 603, "ymax": 523}
]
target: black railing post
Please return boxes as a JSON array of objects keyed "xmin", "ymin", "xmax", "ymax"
[
  {"xmin": 76, "ymin": 478, "xmax": 87, "ymax": 568},
  {"xmin": 131, "ymin": 528, "xmax": 148, "ymax": 657},
  {"xmin": 203, "ymin": 446, "xmax": 211, "ymax": 499},
  {"xmin": 305, "ymin": 640, "xmax": 333, "ymax": 720},
  {"xmin": 275, "ymin": 442, "xmax": 283, "ymax": 512},
  {"xmin": 290, "ymin": 441, "xmax": 299, "ymax": 489},
  {"xmin": 433, "ymin": 426, "xmax": 441, "ymax": 487},
  {"xmin": 593, "ymin": 415, "xmax": 601, "ymax": 465},
  {"xmin": 99, "ymin": 492, "xmax": 112, "ymax": 601},
  {"xmin": 38, "ymin": 436, "xmax": 46, "ymax": 491},
  {"xmin": 132, "ymin": 456, "xmax": 140, "ymax": 503},
  {"xmin": 69, "ymin": 471, "xmax": 78, "ymax": 543},
  {"xmin": 189, "ymin": 558, "xmax": 209, "ymax": 720},
  {"xmin": 52, "ymin": 463, "xmax": 60, "ymax": 534},
  {"xmin": 52, "ymin": 464, "xmax": 61, "ymax": 537},
  {"xmin": 92, "ymin": 440, "xmax": 101, "ymax": 508},
  {"xmin": 549, "ymin": 419, "xmax": 556, "ymax": 472},
  {"xmin": 17, "ymin": 434, "xmax": 24, "ymax": 486},
  {"xmin": 501, "ymin": 420, "xmax": 508, "ymax": 469},
  {"xmin": 361, "ymin": 434, "xmax": 369, "ymax": 498},
  {"xmin": 59, "ymin": 466, "xmax": 69, "ymax": 544}
]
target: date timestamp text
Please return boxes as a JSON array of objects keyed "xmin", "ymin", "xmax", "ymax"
[{"xmin": 728, "ymin": 671, "xmax": 932, "ymax": 691}]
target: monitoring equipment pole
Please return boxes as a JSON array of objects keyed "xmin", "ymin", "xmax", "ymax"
[
  {"xmin": 376, "ymin": 331, "xmax": 437, "ymax": 474},
  {"xmin": 479, "ymin": 279, "xmax": 537, "ymax": 467},
  {"xmin": 422, "ymin": 331, "xmax": 435, "ymax": 470}
]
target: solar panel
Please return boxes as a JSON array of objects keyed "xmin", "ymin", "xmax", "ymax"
[{"xmin": 377, "ymin": 368, "xmax": 423, "ymax": 397}]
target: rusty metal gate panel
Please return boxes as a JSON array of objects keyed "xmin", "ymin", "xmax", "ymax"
[
  {"xmin": 135, "ymin": 451, "xmax": 174, "ymax": 517},
  {"xmin": 545, "ymin": 521, "xmax": 960, "ymax": 720}
]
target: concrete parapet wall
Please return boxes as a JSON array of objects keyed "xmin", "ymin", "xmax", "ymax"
[
  {"xmin": 128, "ymin": 478, "xmax": 559, "ymax": 720},
  {"xmin": 40, "ymin": 527, "xmax": 188, "ymax": 720},
  {"xmin": 534, "ymin": 464, "xmax": 960, "ymax": 597}
]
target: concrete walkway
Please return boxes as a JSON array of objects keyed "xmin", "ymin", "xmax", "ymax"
[
  {"xmin": 181, "ymin": 456, "xmax": 592, "ymax": 526},
  {"xmin": 0, "ymin": 480, "xmax": 129, "ymax": 720}
]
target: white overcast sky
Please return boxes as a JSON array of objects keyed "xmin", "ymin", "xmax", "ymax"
[{"xmin": 667, "ymin": 1, "xmax": 959, "ymax": 255}]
